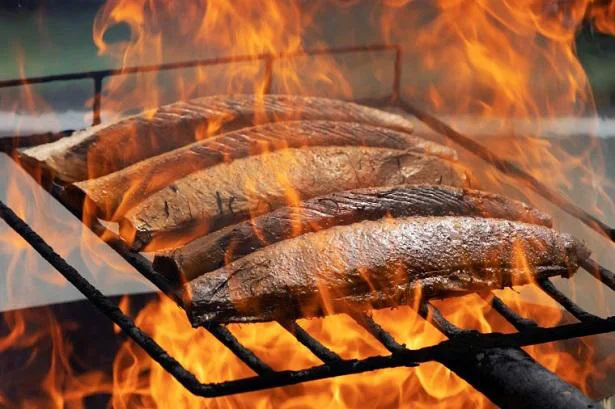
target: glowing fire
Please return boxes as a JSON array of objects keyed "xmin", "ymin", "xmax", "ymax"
[
  {"xmin": 106, "ymin": 291, "xmax": 612, "ymax": 408},
  {"xmin": 1, "ymin": 0, "xmax": 614, "ymax": 408}
]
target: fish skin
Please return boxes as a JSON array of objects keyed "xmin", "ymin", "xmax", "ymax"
[
  {"xmin": 20, "ymin": 94, "xmax": 415, "ymax": 183},
  {"xmin": 187, "ymin": 216, "xmax": 589, "ymax": 325},
  {"xmin": 154, "ymin": 185, "xmax": 552, "ymax": 282},
  {"xmin": 120, "ymin": 146, "xmax": 470, "ymax": 251},
  {"xmin": 65, "ymin": 120, "xmax": 455, "ymax": 220}
]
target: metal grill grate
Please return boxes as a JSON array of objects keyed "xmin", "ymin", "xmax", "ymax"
[{"xmin": 0, "ymin": 44, "xmax": 613, "ymax": 403}]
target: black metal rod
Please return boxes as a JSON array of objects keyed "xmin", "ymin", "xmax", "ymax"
[
  {"xmin": 447, "ymin": 308, "xmax": 613, "ymax": 349},
  {"xmin": 420, "ymin": 303, "xmax": 598, "ymax": 409},
  {"xmin": 350, "ymin": 313, "xmax": 406, "ymax": 354},
  {"xmin": 536, "ymin": 278, "xmax": 602, "ymax": 322},
  {"xmin": 0, "ymin": 199, "xmax": 211, "ymax": 395},
  {"xmin": 0, "ymin": 44, "xmax": 397, "ymax": 89},
  {"xmin": 418, "ymin": 302, "xmax": 465, "ymax": 337},
  {"xmin": 484, "ymin": 294, "xmax": 539, "ymax": 331},
  {"xmin": 0, "ymin": 130, "xmax": 74, "ymax": 153},
  {"xmin": 205, "ymin": 324, "xmax": 275, "ymax": 375},
  {"xmin": 440, "ymin": 347, "xmax": 600, "ymax": 409},
  {"xmin": 263, "ymin": 56, "xmax": 274, "ymax": 95},
  {"xmin": 581, "ymin": 258, "xmax": 615, "ymax": 292},
  {"xmin": 92, "ymin": 76, "xmax": 103, "ymax": 126},
  {"xmin": 189, "ymin": 353, "xmax": 419, "ymax": 397},
  {"xmin": 278, "ymin": 321, "xmax": 342, "ymax": 363},
  {"xmin": 397, "ymin": 99, "xmax": 615, "ymax": 242}
]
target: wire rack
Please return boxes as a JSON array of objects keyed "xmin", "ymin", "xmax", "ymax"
[{"xmin": 0, "ymin": 44, "xmax": 613, "ymax": 400}]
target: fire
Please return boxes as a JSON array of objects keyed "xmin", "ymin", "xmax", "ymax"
[
  {"xmin": 0, "ymin": 162, "xmax": 113, "ymax": 407},
  {"xmin": 589, "ymin": 0, "xmax": 615, "ymax": 35},
  {"xmin": 106, "ymin": 291, "xmax": 611, "ymax": 408},
  {"xmin": 91, "ymin": 0, "xmax": 351, "ymax": 119},
  {"xmin": 1, "ymin": 0, "xmax": 614, "ymax": 408}
]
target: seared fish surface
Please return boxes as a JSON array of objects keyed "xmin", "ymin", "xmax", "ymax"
[
  {"xmin": 66, "ymin": 120, "xmax": 453, "ymax": 219},
  {"xmin": 155, "ymin": 185, "xmax": 552, "ymax": 281},
  {"xmin": 121, "ymin": 146, "xmax": 469, "ymax": 250},
  {"xmin": 188, "ymin": 217, "xmax": 589, "ymax": 325},
  {"xmin": 20, "ymin": 95, "xmax": 414, "ymax": 182}
]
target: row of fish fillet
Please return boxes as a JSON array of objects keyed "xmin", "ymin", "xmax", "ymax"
[{"xmin": 19, "ymin": 94, "xmax": 590, "ymax": 325}]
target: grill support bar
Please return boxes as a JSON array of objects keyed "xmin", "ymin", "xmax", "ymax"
[
  {"xmin": 350, "ymin": 313, "xmax": 407, "ymax": 354},
  {"xmin": 441, "ymin": 347, "xmax": 600, "ymax": 409},
  {"xmin": 420, "ymin": 303, "xmax": 599, "ymax": 409}
]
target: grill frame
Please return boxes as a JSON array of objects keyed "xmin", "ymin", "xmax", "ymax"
[{"xmin": 0, "ymin": 44, "xmax": 613, "ymax": 401}]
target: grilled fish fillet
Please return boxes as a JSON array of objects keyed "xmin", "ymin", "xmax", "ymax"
[
  {"xmin": 120, "ymin": 146, "xmax": 470, "ymax": 251},
  {"xmin": 19, "ymin": 95, "xmax": 414, "ymax": 183},
  {"xmin": 188, "ymin": 217, "xmax": 589, "ymax": 325},
  {"xmin": 154, "ymin": 185, "xmax": 552, "ymax": 282},
  {"xmin": 65, "ymin": 120, "xmax": 455, "ymax": 220}
]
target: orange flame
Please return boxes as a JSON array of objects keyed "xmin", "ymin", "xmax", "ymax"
[{"xmin": 589, "ymin": 0, "xmax": 615, "ymax": 35}]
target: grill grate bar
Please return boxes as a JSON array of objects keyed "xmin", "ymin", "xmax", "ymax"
[
  {"xmin": 0, "ymin": 130, "xmax": 74, "ymax": 152},
  {"xmin": 96, "ymin": 223, "xmax": 276, "ymax": 373},
  {"xmin": 536, "ymin": 278, "xmax": 602, "ymax": 322},
  {"xmin": 483, "ymin": 294, "xmax": 539, "ymax": 331},
  {"xmin": 205, "ymin": 324, "xmax": 275, "ymax": 375},
  {"xmin": 581, "ymin": 258, "xmax": 615, "ymax": 291},
  {"xmin": 350, "ymin": 313, "xmax": 406, "ymax": 354},
  {"xmin": 0, "ymin": 44, "xmax": 401, "ymax": 129},
  {"xmin": 418, "ymin": 302, "xmax": 465, "ymax": 337},
  {"xmin": 0, "ymin": 199, "xmax": 210, "ymax": 395},
  {"xmin": 159, "ymin": 315, "xmax": 615, "ymax": 398},
  {"xmin": 278, "ymin": 320, "xmax": 342, "ymax": 363},
  {"xmin": 97, "ymin": 225, "xmax": 185, "ymax": 306}
]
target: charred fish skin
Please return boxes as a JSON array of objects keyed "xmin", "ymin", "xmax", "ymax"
[
  {"xmin": 65, "ymin": 120, "xmax": 456, "ymax": 220},
  {"xmin": 121, "ymin": 146, "xmax": 470, "ymax": 251},
  {"xmin": 20, "ymin": 94, "xmax": 415, "ymax": 183},
  {"xmin": 187, "ymin": 217, "xmax": 589, "ymax": 325},
  {"xmin": 154, "ymin": 185, "xmax": 553, "ymax": 282}
]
